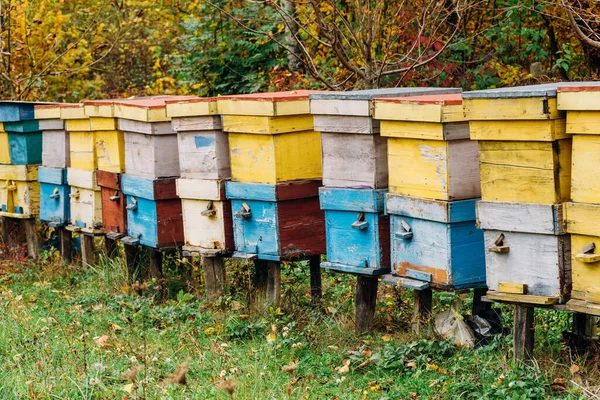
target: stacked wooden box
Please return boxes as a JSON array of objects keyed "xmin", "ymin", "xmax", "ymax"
[
  {"xmin": 373, "ymin": 92, "xmax": 484, "ymax": 290},
  {"xmin": 165, "ymin": 97, "xmax": 234, "ymax": 256},
  {"xmin": 463, "ymin": 84, "xmax": 572, "ymax": 304},
  {"xmin": 114, "ymin": 97, "xmax": 193, "ymax": 248},
  {"xmin": 61, "ymin": 103, "xmax": 103, "ymax": 233},
  {"xmin": 218, "ymin": 91, "xmax": 325, "ymax": 261},
  {"xmin": 81, "ymin": 100, "xmax": 127, "ymax": 239},
  {"xmin": 558, "ymin": 84, "xmax": 600, "ymax": 314},
  {"xmin": 34, "ymin": 104, "xmax": 71, "ymax": 227},
  {"xmin": 0, "ymin": 102, "xmax": 44, "ymax": 219},
  {"xmin": 311, "ymin": 88, "xmax": 460, "ymax": 277}
]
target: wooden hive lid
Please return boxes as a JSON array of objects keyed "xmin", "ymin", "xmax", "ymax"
[
  {"xmin": 58, "ymin": 103, "xmax": 87, "ymax": 120},
  {"xmin": 165, "ymin": 96, "xmax": 219, "ymax": 118},
  {"xmin": 217, "ymin": 90, "xmax": 322, "ymax": 116},
  {"xmin": 0, "ymin": 101, "xmax": 54, "ymax": 122},
  {"xmin": 108, "ymin": 96, "xmax": 199, "ymax": 122},
  {"xmin": 34, "ymin": 103, "xmax": 76, "ymax": 120},
  {"xmin": 373, "ymin": 93, "xmax": 464, "ymax": 123},
  {"xmin": 557, "ymin": 82, "xmax": 600, "ymax": 111}
]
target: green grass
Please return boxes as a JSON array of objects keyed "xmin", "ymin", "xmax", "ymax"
[{"xmin": 0, "ymin": 247, "xmax": 597, "ymax": 399}]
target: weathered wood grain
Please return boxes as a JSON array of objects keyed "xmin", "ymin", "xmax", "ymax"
[
  {"xmin": 176, "ymin": 178, "xmax": 227, "ymax": 201},
  {"xmin": 171, "ymin": 116, "xmax": 222, "ymax": 132},
  {"xmin": 222, "ymin": 114, "xmax": 314, "ymax": 134},
  {"xmin": 177, "ymin": 130, "xmax": 230, "ymax": 180},
  {"xmin": 476, "ymin": 201, "xmax": 565, "ymax": 235},
  {"xmin": 42, "ymin": 130, "xmax": 70, "ymax": 168},
  {"xmin": 571, "ymin": 134, "xmax": 600, "ymax": 203},
  {"xmin": 313, "ymin": 115, "xmax": 378, "ymax": 134},
  {"xmin": 355, "ymin": 276, "xmax": 379, "ymax": 333},
  {"xmin": 380, "ymin": 121, "xmax": 469, "ymax": 141},
  {"xmin": 124, "ymin": 132, "xmax": 180, "ymax": 179},
  {"xmin": 118, "ymin": 119, "xmax": 174, "ymax": 135},
  {"xmin": 570, "ymin": 234, "xmax": 600, "ymax": 302},
  {"xmin": 181, "ymin": 198, "xmax": 234, "ymax": 252},
  {"xmin": 566, "ymin": 111, "xmax": 600, "ymax": 134}
]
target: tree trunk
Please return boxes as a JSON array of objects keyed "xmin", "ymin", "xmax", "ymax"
[{"xmin": 282, "ymin": 0, "xmax": 301, "ymax": 71}]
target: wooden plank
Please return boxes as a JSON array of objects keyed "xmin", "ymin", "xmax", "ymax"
[
  {"xmin": 176, "ymin": 178, "xmax": 227, "ymax": 201},
  {"xmin": 95, "ymin": 130, "xmax": 125, "ymax": 173},
  {"xmin": 0, "ymin": 132, "xmax": 10, "ymax": 164},
  {"xmin": 413, "ymin": 288, "xmax": 432, "ymax": 334},
  {"xmin": 165, "ymin": 98, "xmax": 218, "ymax": 118},
  {"xmin": 380, "ymin": 121, "xmax": 469, "ymax": 141},
  {"xmin": 65, "ymin": 119, "xmax": 91, "ymax": 132},
  {"xmin": 171, "ymin": 116, "xmax": 221, "ymax": 132},
  {"xmin": 463, "ymin": 97, "xmax": 561, "ymax": 120},
  {"xmin": 24, "ymin": 219, "xmax": 39, "ymax": 260},
  {"xmin": 124, "ymin": 243, "xmax": 142, "ymax": 279},
  {"xmin": 566, "ymin": 111, "xmax": 600, "ymax": 134},
  {"xmin": 181, "ymin": 198, "xmax": 233, "ymax": 252},
  {"xmin": 479, "ymin": 139, "xmax": 571, "ymax": 204},
  {"xmin": 499, "ymin": 282, "xmax": 527, "ymax": 294},
  {"xmin": 226, "ymin": 180, "xmax": 320, "ymax": 202},
  {"xmin": 222, "ymin": 115, "xmax": 314, "ymax": 134},
  {"xmin": 571, "ymin": 134, "xmax": 600, "ymax": 203},
  {"xmin": 321, "ymin": 132, "xmax": 387, "ymax": 189},
  {"xmin": 486, "ymin": 291, "xmax": 559, "ymax": 305},
  {"xmin": 566, "ymin": 299, "xmax": 600, "ymax": 317},
  {"xmin": 557, "ymin": 88, "xmax": 600, "ymax": 111},
  {"xmin": 386, "ymin": 194, "xmax": 476, "ymax": 223},
  {"xmin": 67, "ymin": 169, "xmax": 97, "ymax": 190},
  {"xmin": 34, "ymin": 105, "xmax": 62, "ymax": 120},
  {"xmin": 112, "ymin": 96, "xmax": 198, "ymax": 122},
  {"xmin": 0, "ymin": 164, "xmax": 37, "ymax": 181},
  {"xmin": 58, "ymin": 227, "xmax": 72, "ymax": 263},
  {"xmin": 469, "ymin": 119, "xmax": 567, "ymax": 141},
  {"xmin": 148, "ymin": 248, "xmax": 164, "ymax": 283},
  {"xmin": 217, "ymin": 90, "xmax": 315, "ymax": 116},
  {"xmin": 374, "ymin": 97, "xmax": 464, "ymax": 123},
  {"xmin": 513, "ymin": 305, "xmax": 535, "ymax": 361},
  {"xmin": 313, "ymin": 115, "xmax": 378, "ymax": 134},
  {"xmin": 118, "ymin": 119, "xmax": 174, "ymax": 135},
  {"xmin": 8, "ymin": 132, "xmax": 43, "ymax": 165},
  {"xmin": 572, "ymin": 313, "xmax": 598, "ymax": 338},
  {"xmin": 69, "ymin": 187, "xmax": 102, "ymax": 230},
  {"xmin": 476, "ymin": 201, "xmax": 565, "ymax": 235},
  {"xmin": 121, "ymin": 175, "xmax": 178, "ymax": 201},
  {"xmin": 124, "ymin": 132, "xmax": 180, "ymax": 180},
  {"xmin": 570, "ymin": 234, "xmax": 600, "ymax": 301},
  {"xmin": 42, "ymin": 130, "xmax": 70, "ymax": 169},
  {"xmin": 319, "ymin": 187, "xmax": 386, "ymax": 213},
  {"xmin": 266, "ymin": 261, "xmax": 281, "ymax": 305},
  {"xmin": 80, "ymin": 233, "xmax": 96, "ymax": 266},
  {"xmin": 177, "ymin": 130, "xmax": 230, "ymax": 180},
  {"xmin": 309, "ymin": 99, "xmax": 370, "ymax": 116},
  {"xmin": 69, "ymin": 131, "xmax": 97, "ymax": 171},
  {"xmin": 38, "ymin": 119, "xmax": 64, "ymax": 131},
  {"xmin": 83, "ymin": 101, "xmax": 115, "ymax": 118},
  {"xmin": 202, "ymin": 256, "xmax": 225, "ymax": 301},
  {"xmin": 355, "ymin": 275, "xmax": 379, "ymax": 334}
]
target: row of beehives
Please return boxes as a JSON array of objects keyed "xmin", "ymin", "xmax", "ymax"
[{"xmin": 1, "ymin": 83, "xmax": 600, "ymax": 314}]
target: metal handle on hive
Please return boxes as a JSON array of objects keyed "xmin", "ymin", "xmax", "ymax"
[
  {"xmin": 351, "ymin": 212, "xmax": 369, "ymax": 230},
  {"xmin": 109, "ymin": 191, "xmax": 120, "ymax": 202},
  {"xmin": 126, "ymin": 197, "xmax": 138, "ymax": 211}
]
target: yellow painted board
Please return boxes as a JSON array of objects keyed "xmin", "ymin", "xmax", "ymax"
[
  {"xmin": 566, "ymin": 111, "xmax": 600, "ymax": 134},
  {"xmin": 498, "ymin": 282, "xmax": 527, "ymax": 294},
  {"xmin": 65, "ymin": 119, "xmax": 91, "ymax": 132},
  {"xmin": 380, "ymin": 121, "xmax": 445, "ymax": 140},
  {"xmin": 69, "ymin": 131, "xmax": 97, "ymax": 171},
  {"xmin": 571, "ymin": 234, "xmax": 600, "ymax": 301},
  {"xmin": 557, "ymin": 90, "xmax": 600, "ymax": 111},
  {"xmin": 34, "ymin": 105, "xmax": 62, "ymax": 120},
  {"xmin": 463, "ymin": 97, "xmax": 563, "ymax": 120},
  {"xmin": 221, "ymin": 115, "xmax": 314, "ymax": 134},
  {"xmin": 95, "ymin": 130, "xmax": 125, "ymax": 173},
  {"xmin": 0, "ymin": 164, "xmax": 37, "ymax": 181},
  {"xmin": 60, "ymin": 105, "xmax": 86, "ymax": 120},
  {"xmin": 485, "ymin": 291, "xmax": 558, "ymax": 305},
  {"xmin": 228, "ymin": 130, "xmax": 322, "ymax": 183},
  {"xmin": 217, "ymin": 99, "xmax": 310, "ymax": 117},
  {"xmin": 84, "ymin": 103, "xmax": 115, "ymax": 118},
  {"xmin": 374, "ymin": 102, "xmax": 464, "ymax": 123},
  {"xmin": 479, "ymin": 139, "xmax": 571, "ymax": 204},
  {"xmin": 0, "ymin": 122, "xmax": 3, "ymax": 131},
  {"xmin": 565, "ymin": 202, "xmax": 600, "ymax": 237},
  {"xmin": 114, "ymin": 104, "xmax": 168, "ymax": 122},
  {"xmin": 0, "ymin": 180, "xmax": 40, "ymax": 217},
  {"xmin": 0, "ymin": 132, "xmax": 10, "ymax": 164},
  {"xmin": 388, "ymin": 138, "xmax": 480, "ymax": 200},
  {"xmin": 469, "ymin": 119, "xmax": 568, "ymax": 141},
  {"xmin": 571, "ymin": 135, "xmax": 600, "ymax": 203},
  {"xmin": 165, "ymin": 100, "xmax": 218, "ymax": 118},
  {"xmin": 90, "ymin": 118, "xmax": 118, "ymax": 131}
]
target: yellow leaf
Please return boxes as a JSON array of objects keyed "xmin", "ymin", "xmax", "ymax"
[
  {"xmin": 337, "ymin": 359, "xmax": 350, "ymax": 374},
  {"xmin": 122, "ymin": 383, "xmax": 134, "ymax": 393},
  {"xmin": 382, "ymin": 335, "xmax": 391, "ymax": 342},
  {"xmin": 266, "ymin": 333, "xmax": 276, "ymax": 343}
]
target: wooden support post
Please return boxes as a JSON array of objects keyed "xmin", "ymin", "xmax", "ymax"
[
  {"xmin": 253, "ymin": 259, "xmax": 268, "ymax": 292},
  {"xmin": 413, "ymin": 288, "xmax": 433, "ymax": 334},
  {"xmin": 80, "ymin": 233, "xmax": 95, "ymax": 266},
  {"xmin": 58, "ymin": 227, "xmax": 72, "ymax": 263},
  {"xmin": 573, "ymin": 313, "xmax": 598, "ymax": 339},
  {"xmin": 124, "ymin": 243, "xmax": 141, "ymax": 280},
  {"xmin": 23, "ymin": 219, "xmax": 39, "ymax": 260},
  {"xmin": 148, "ymin": 247, "xmax": 163, "ymax": 282},
  {"xmin": 1, "ymin": 216, "xmax": 8, "ymax": 247},
  {"xmin": 104, "ymin": 237, "xmax": 118, "ymax": 258},
  {"xmin": 202, "ymin": 256, "xmax": 225, "ymax": 301},
  {"xmin": 472, "ymin": 287, "xmax": 492, "ymax": 315},
  {"xmin": 355, "ymin": 275, "xmax": 379, "ymax": 334},
  {"xmin": 266, "ymin": 261, "xmax": 281, "ymax": 305},
  {"xmin": 309, "ymin": 255, "xmax": 322, "ymax": 306},
  {"xmin": 513, "ymin": 304, "xmax": 535, "ymax": 361}
]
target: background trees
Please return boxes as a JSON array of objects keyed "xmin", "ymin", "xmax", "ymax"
[{"xmin": 0, "ymin": 0, "xmax": 598, "ymax": 101}]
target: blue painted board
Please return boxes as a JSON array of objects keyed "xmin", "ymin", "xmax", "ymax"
[
  {"xmin": 230, "ymin": 198, "xmax": 280, "ymax": 257},
  {"xmin": 121, "ymin": 174, "xmax": 178, "ymax": 200},
  {"xmin": 0, "ymin": 102, "xmax": 37, "ymax": 122},
  {"xmin": 390, "ymin": 214, "xmax": 485, "ymax": 289},
  {"xmin": 227, "ymin": 182, "xmax": 279, "ymax": 202},
  {"xmin": 386, "ymin": 194, "xmax": 477, "ymax": 223},
  {"xmin": 3, "ymin": 120, "xmax": 40, "ymax": 133},
  {"xmin": 40, "ymin": 182, "xmax": 70, "ymax": 226},
  {"xmin": 126, "ymin": 195, "xmax": 159, "ymax": 247},
  {"xmin": 320, "ymin": 188, "xmax": 386, "ymax": 213},
  {"xmin": 8, "ymin": 132, "xmax": 42, "ymax": 165},
  {"xmin": 38, "ymin": 167, "xmax": 67, "ymax": 185}
]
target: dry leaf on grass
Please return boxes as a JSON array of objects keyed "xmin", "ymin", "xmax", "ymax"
[
  {"xmin": 164, "ymin": 357, "xmax": 191, "ymax": 385},
  {"xmin": 217, "ymin": 377, "xmax": 237, "ymax": 397},
  {"xmin": 282, "ymin": 361, "xmax": 298, "ymax": 374}
]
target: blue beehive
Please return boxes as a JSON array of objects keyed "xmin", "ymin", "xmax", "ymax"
[
  {"xmin": 225, "ymin": 180, "xmax": 325, "ymax": 261},
  {"xmin": 319, "ymin": 188, "xmax": 389, "ymax": 275},
  {"xmin": 39, "ymin": 167, "xmax": 70, "ymax": 227},
  {"xmin": 386, "ymin": 194, "xmax": 485, "ymax": 290},
  {"xmin": 4, "ymin": 120, "xmax": 42, "ymax": 165}
]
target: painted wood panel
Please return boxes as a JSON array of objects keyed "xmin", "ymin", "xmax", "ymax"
[
  {"xmin": 0, "ymin": 165, "xmax": 37, "ymax": 181},
  {"xmin": 171, "ymin": 116, "xmax": 221, "ymax": 132},
  {"xmin": 226, "ymin": 180, "xmax": 320, "ymax": 202},
  {"xmin": 320, "ymin": 187, "xmax": 386, "ymax": 213},
  {"xmin": 121, "ymin": 174, "xmax": 178, "ymax": 201},
  {"xmin": 222, "ymin": 115, "xmax": 314, "ymax": 134},
  {"xmin": 8, "ymin": 132, "xmax": 42, "ymax": 165},
  {"xmin": 565, "ymin": 202, "xmax": 600, "ymax": 237},
  {"xmin": 69, "ymin": 186, "xmax": 102, "ymax": 230},
  {"xmin": 177, "ymin": 130, "xmax": 230, "ymax": 180},
  {"xmin": 484, "ymin": 230, "xmax": 570, "ymax": 299},
  {"xmin": 97, "ymin": 171, "xmax": 127, "ymax": 235},
  {"xmin": 112, "ymin": 96, "xmax": 198, "ymax": 122},
  {"xmin": 96, "ymin": 130, "xmax": 125, "ymax": 173},
  {"xmin": 60, "ymin": 104, "xmax": 86, "ymax": 120},
  {"xmin": 388, "ymin": 138, "xmax": 479, "ymax": 200},
  {"xmin": 38, "ymin": 119, "xmax": 64, "ymax": 131},
  {"xmin": 0, "ymin": 180, "xmax": 40, "ymax": 217},
  {"xmin": 566, "ymin": 111, "xmax": 600, "ymax": 134},
  {"xmin": 228, "ymin": 130, "xmax": 321, "ymax": 184},
  {"xmin": 0, "ymin": 132, "xmax": 11, "ymax": 164},
  {"xmin": 181, "ymin": 198, "xmax": 234, "ymax": 252},
  {"xmin": 118, "ymin": 119, "xmax": 174, "ymax": 135},
  {"xmin": 165, "ymin": 98, "xmax": 218, "ymax": 118},
  {"xmin": 391, "ymin": 215, "xmax": 485, "ymax": 289},
  {"xmin": 479, "ymin": 139, "xmax": 571, "ymax": 204},
  {"xmin": 69, "ymin": 131, "xmax": 97, "ymax": 171},
  {"xmin": 380, "ymin": 121, "xmax": 469, "ymax": 141},
  {"xmin": 571, "ymin": 134, "xmax": 600, "ymax": 203},
  {"xmin": 124, "ymin": 132, "xmax": 180, "ymax": 179},
  {"xmin": 373, "ymin": 93, "xmax": 464, "ymax": 123},
  {"xmin": 463, "ymin": 98, "xmax": 562, "ymax": 120},
  {"xmin": 218, "ymin": 91, "xmax": 316, "ymax": 116},
  {"xmin": 38, "ymin": 166, "xmax": 67, "ymax": 185},
  {"xmin": 125, "ymin": 195, "xmax": 184, "ymax": 248},
  {"xmin": 39, "ymin": 180, "xmax": 70, "ymax": 226},
  {"xmin": 477, "ymin": 201, "xmax": 565, "ymax": 235},
  {"xmin": 385, "ymin": 194, "xmax": 477, "ymax": 223},
  {"xmin": 176, "ymin": 178, "xmax": 226, "ymax": 201},
  {"xmin": 0, "ymin": 101, "xmax": 37, "ymax": 122},
  {"xmin": 557, "ymin": 84, "xmax": 600, "ymax": 110},
  {"xmin": 42, "ymin": 130, "xmax": 70, "ymax": 168},
  {"xmin": 313, "ymin": 115, "xmax": 378, "ymax": 134},
  {"xmin": 3, "ymin": 120, "xmax": 40, "ymax": 133},
  {"xmin": 321, "ymin": 132, "xmax": 387, "ymax": 189},
  {"xmin": 34, "ymin": 105, "xmax": 62, "ymax": 120},
  {"xmin": 469, "ymin": 119, "xmax": 567, "ymax": 141},
  {"xmin": 570, "ymin": 234, "xmax": 600, "ymax": 302}
]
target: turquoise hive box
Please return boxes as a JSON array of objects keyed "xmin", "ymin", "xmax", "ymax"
[{"xmin": 38, "ymin": 167, "xmax": 70, "ymax": 227}]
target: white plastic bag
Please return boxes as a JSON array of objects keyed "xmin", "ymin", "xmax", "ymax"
[{"xmin": 434, "ymin": 306, "xmax": 475, "ymax": 348}]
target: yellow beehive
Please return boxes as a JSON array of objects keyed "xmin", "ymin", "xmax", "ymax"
[
  {"xmin": 0, "ymin": 165, "xmax": 40, "ymax": 217},
  {"xmin": 217, "ymin": 91, "xmax": 322, "ymax": 184},
  {"xmin": 0, "ymin": 123, "xmax": 9, "ymax": 164},
  {"xmin": 463, "ymin": 84, "xmax": 570, "ymax": 204},
  {"xmin": 374, "ymin": 93, "xmax": 479, "ymax": 201}
]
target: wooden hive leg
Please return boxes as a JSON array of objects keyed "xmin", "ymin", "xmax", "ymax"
[
  {"xmin": 24, "ymin": 219, "xmax": 39, "ymax": 260},
  {"xmin": 58, "ymin": 227, "xmax": 72, "ymax": 263},
  {"xmin": 472, "ymin": 287, "xmax": 492, "ymax": 315},
  {"xmin": 413, "ymin": 288, "xmax": 433, "ymax": 334},
  {"xmin": 309, "ymin": 255, "xmax": 322, "ymax": 307},
  {"xmin": 80, "ymin": 233, "xmax": 96, "ymax": 266},
  {"xmin": 253, "ymin": 259, "xmax": 268, "ymax": 292},
  {"xmin": 124, "ymin": 243, "xmax": 142, "ymax": 281},
  {"xmin": 355, "ymin": 275, "xmax": 379, "ymax": 334},
  {"xmin": 266, "ymin": 261, "xmax": 281, "ymax": 306},
  {"xmin": 202, "ymin": 255, "xmax": 225, "ymax": 301},
  {"xmin": 573, "ymin": 313, "xmax": 598, "ymax": 339},
  {"xmin": 104, "ymin": 237, "xmax": 118, "ymax": 258},
  {"xmin": 148, "ymin": 247, "xmax": 164, "ymax": 284},
  {"xmin": 513, "ymin": 304, "xmax": 535, "ymax": 361}
]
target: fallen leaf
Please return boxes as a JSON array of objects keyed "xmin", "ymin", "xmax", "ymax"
[
  {"xmin": 382, "ymin": 335, "xmax": 391, "ymax": 342},
  {"xmin": 362, "ymin": 349, "xmax": 372, "ymax": 358},
  {"xmin": 327, "ymin": 345, "xmax": 339, "ymax": 351},
  {"xmin": 109, "ymin": 323, "xmax": 123, "ymax": 332},
  {"xmin": 570, "ymin": 364, "xmax": 580, "ymax": 375},
  {"xmin": 337, "ymin": 359, "xmax": 350, "ymax": 374},
  {"xmin": 426, "ymin": 364, "xmax": 439, "ymax": 371},
  {"xmin": 282, "ymin": 361, "xmax": 298, "ymax": 374},
  {"xmin": 356, "ymin": 359, "xmax": 370, "ymax": 370},
  {"xmin": 231, "ymin": 301, "xmax": 243, "ymax": 311},
  {"xmin": 164, "ymin": 357, "xmax": 190, "ymax": 385},
  {"xmin": 217, "ymin": 377, "xmax": 237, "ymax": 397},
  {"xmin": 550, "ymin": 377, "xmax": 567, "ymax": 392},
  {"xmin": 406, "ymin": 361, "xmax": 417, "ymax": 369},
  {"xmin": 266, "ymin": 333, "xmax": 276, "ymax": 343},
  {"xmin": 121, "ymin": 383, "xmax": 134, "ymax": 393},
  {"xmin": 97, "ymin": 335, "xmax": 109, "ymax": 348}
]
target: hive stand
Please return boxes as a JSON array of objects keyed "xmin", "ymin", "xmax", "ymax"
[{"xmin": 1, "ymin": 217, "xmax": 39, "ymax": 260}]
